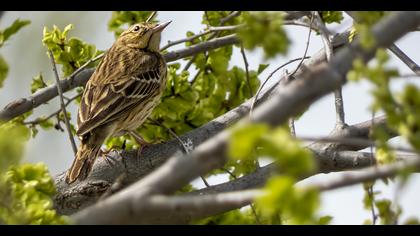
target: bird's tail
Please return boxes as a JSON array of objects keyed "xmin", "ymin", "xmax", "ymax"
[{"xmin": 65, "ymin": 143, "xmax": 101, "ymax": 184}]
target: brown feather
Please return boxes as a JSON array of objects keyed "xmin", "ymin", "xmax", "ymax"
[
  {"xmin": 65, "ymin": 142, "xmax": 102, "ymax": 184},
  {"xmin": 68, "ymin": 21, "xmax": 169, "ymax": 184}
]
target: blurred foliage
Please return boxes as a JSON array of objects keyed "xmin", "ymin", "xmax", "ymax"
[
  {"xmin": 108, "ymin": 11, "xmax": 157, "ymax": 38},
  {"xmin": 194, "ymin": 208, "xmax": 257, "ymax": 225},
  {"xmin": 0, "ymin": 55, "xmax": 8, "ymax": 89},
  {"xmin": 220, "ymin": 123, "xmax": 321, "ymax": 224},
  {"xmin": 0, "ymin": 19, "xmax": 31, "ymax": 48},
  {"xmin": 319, "ymin": 11, "xmax": 344, "ymax": 24},
  {"xmin": 42, "ymin": 24, "xmax": 103, "ymax": 76},
  {"xmin": 0, "ymin": 123, "xmax": 66, "ymax": 224},
  {"xmin": 0, "ymin": 18, "xmax": 68, "ymax": 224},
  {"xmin": 0, "ymin": 19, "xmax": 30, "ymax": 88},
  {"xmin": 0, "ymin": 163, "xmax": 68, "ymax": 224},
  {"xmin": 228, "ymin": 124, "xmax": 315, "ymax": 178},
  {"xmin": 348, "ymin": 11, "xmax": 387, "ymax": 49},
  {"xmin": 238, "ymin": 12, "xmax": 289, "ymax": 59},
  {"xmin": 348, "ymin": 46, "xmax": 420, "ymax": 224},
  {"xmin": 256, "ymin": 176, "xmax": 321, "ymax": 224},
  {"xmin": 348, "ymin": 49, "xmax": 420, "ymax": 153}
]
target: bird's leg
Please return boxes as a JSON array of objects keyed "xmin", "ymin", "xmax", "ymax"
[
  {"xmin": 100, "ymin": 140, "xmax": 127, "ymax": 168},
  {"xmin": 129, "ymin": 131, "xmax": 154, "ymax": 168},
  {"xmin": 99, "ymin": 149, "xmax": 116, "ymax": 168}
]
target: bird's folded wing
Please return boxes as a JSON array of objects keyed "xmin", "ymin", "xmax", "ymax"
[{"xmin": 76, "ymin": 67, "xmax": 163, "ymax": 137}]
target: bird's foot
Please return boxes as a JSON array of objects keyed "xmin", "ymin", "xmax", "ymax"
[
  {"xmin": 99, "ymin": 145, "xmax": 122, "ymax": 168},
  {"xmin": 129, "ymin": 131, "xmax": 154, "ymax": 169}
]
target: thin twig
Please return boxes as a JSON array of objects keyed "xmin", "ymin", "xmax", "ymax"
[
  {"xmin": 48, "ymin": 50, "xmax": 77, "ymax": 155},
  {"xmin": 392, "ymin": 74, "xmax": 420, "ymax": 79},
  {"xmin": 146, "ymin": 11, "xmax": 157, "ymax": 23},
  {"xmin": 283, "ymin": 20, "xmax": 320, "ymax": 32},
  {"xmin": 70, "ymin": 53, "xmax": 104, "ymax": 80},
  {"xmin": 190, "ymin": 69, "xmax": 202, "ymax": 84},
  {"xmin": 23, "ymin": 93, "xmax": 80, "ymax": 126},
  {"xmin": 182, "ymin": 11, "xmax": 241, "ymax": 73},
  {"xmin": 299, "ymin": 135, "xmax": 416, "ymax": 154},
  {"xmin": 182, "ymin": 54, "xmax": 197, "ymax": 71},
  {"xmin": 240, "ymin": 44, "xmax": 253, "ymax": 98},
  {"xmin": 368, "ymin": 111, "xmax": 378, "ymax": 225},
  {"xmin": 289, "ymin": 118, "xmax": 296, "ymax": 137},
  {"xmin": 161, "ymin": 25, "xmax": 241, "ymax": 51},
  {"xmin": 388, "ymin": 43, "xmax": 420, "ymax": 76},
  {"xmin": 220, "ymin": 11, "xmax": 241, "ymax": 25},
  {"xmin": 314, "ymin": 11, "xmax": 346, "ymax": 126},
  {"xmin": 249, "ymin": 56, "xmax": 310, "ymax": 119},
  {"xmin": 289, "ymin": 13, "xmax": 314, "ymax": 78}
]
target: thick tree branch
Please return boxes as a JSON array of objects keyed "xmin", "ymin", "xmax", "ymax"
[
  {"xmin": 93, "ymin": 189, "xmax": 263, "ymax": 225},
  {"xmin": 53, "ymin": 74, "xmax": 276, "ymax": 215},
  {"xmin": 69, "ymin": 12, "xmax": 420, "ymax": 224},
  {"xmin": 54, "ymin": 26, "xmax": 354, "ymax": 215},
  {"xmin": 0, "ymin": 35, "xmax": 240, "ymax": 122},
  {"xmin": 154, "ymin": 154, "xmax": 420, "ymax": 225}
]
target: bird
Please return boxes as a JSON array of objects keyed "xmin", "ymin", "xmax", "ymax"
[{"xmin": 65, "ymin": 21, "xmax": 171, "ymax": 184}]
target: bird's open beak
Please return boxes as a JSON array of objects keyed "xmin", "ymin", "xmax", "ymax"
[{"xmin": 152, "ymin": 21, "xmax": 172, "ymax": 33}]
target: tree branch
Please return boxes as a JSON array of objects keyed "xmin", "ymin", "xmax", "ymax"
[
  {"xmin": 388, "ymin": 44, "xmax": 420, "ymax": 76},
  {"xmin": 305, "ymin": 155, "xmax": 420, "ymax": 191},
  {"xmin": 53, "ymin": 71, "xmax": 277, "ymax": 215},
  {"xmin": 0, "ymin": 35, "xmax": 240, "ymax": 122},
  {"xmin": 82, "ymin": 189, "xmax": 262, "ymax": 224},
  {"xmin": 69, "ymin": 12, "xmax": 420, "ymax": 224},
  {"xmin": 161, "ymin": 25, "xmax": 241, "ymax": 51},
  {"xmin": 314, "ymin": 11, "xmax": 346, "ymax": 126},
  {"xmin": 53, "ymin": 25, "xmax": 354, "ymax": 215},
  {"xmin": 346, "ymin": 11, "xmax": 420, "ymax": 76}
]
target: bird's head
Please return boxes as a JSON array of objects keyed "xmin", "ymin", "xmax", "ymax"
[{"xmin": 117, "ymin": 21, "xmax": 171, "ymax": 52}]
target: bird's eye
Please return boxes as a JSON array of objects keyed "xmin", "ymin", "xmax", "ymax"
[{"xmin": 133, "ymin": 25, "xmax": 140, "ymax": 32}]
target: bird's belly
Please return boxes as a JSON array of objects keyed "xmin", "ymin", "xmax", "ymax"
[{"xmin": 114, "ymin": 98, "xmax": 160, "ymax": 135}]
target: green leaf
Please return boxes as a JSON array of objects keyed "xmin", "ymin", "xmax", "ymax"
[
  {"xmin": 320, "ymin": 11, "xmax": 344, "ymax": 24},
  {"xmin": 318, "ymin": 215, "xmax": 333, "ymax": 225},
  {"xmin": 228, "ymin": 123, "xmax": 269, "ymax": 160},
  {"xmin": 108, "ymin": 11, "xmax": 157, "ymax": 38},
  {"xmin": 30, "ymin": 73, "xmax": 48, "ymax": 94},
  {"xmin": 257, "ymin": 64, "xmax": 269, "ymax": 74},
  {"xmin": 1, "ymin": 163, "xmax": 68, "ymax": 224},
  {"xmin": 0, "ymin": 55, "xmax": 8, "ymax": 88},
  {"xmin": 42, "ymin": 24, "xmax": 102, "ymax": 76},
  {"xmin": 238, "ymin": 12, "xmax": 289, "ymax": 59},
  {"xmin": 0, "ymin": 19, "xmax": 31, "ymax": 48},
  {"xmin": 0, "ymin": 123, "xmax": 29, "ymax": 172},
  {"xmin": 256, "ymin": 176, "xmax": 321, "ymax": 224}
]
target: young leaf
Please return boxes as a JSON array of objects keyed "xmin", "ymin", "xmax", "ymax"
[
  {"xmin": 0, "ymin": 55, "xmax": 8, "ymax": 88},
  {"xmin": 0, "ymin": 19, "xmax": 31, "ymax": 47}
]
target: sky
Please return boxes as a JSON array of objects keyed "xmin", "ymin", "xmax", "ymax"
[{"xmin": 0, "ymin": 11, "xmax": 419, "ymax": 224}]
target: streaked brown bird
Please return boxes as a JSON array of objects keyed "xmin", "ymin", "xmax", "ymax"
[{"xmin": 65, "ymin": 21, "xmax": 171, "ymax": 184}]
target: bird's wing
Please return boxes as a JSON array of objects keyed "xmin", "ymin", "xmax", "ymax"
[{"xmin": 76, "ymin": 51, "xmax": 164, "ymax": 137}]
